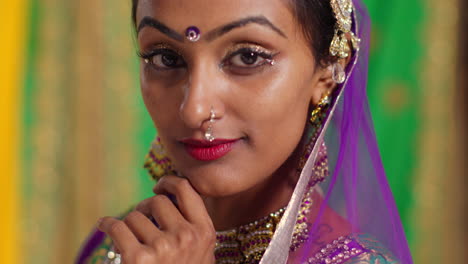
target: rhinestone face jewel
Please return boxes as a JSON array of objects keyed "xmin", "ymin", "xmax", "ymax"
[{"xmin": 185, "ymin": 26, "xmax": 201, "ymax": 42}]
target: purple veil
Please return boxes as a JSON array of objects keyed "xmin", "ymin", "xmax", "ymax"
[{"xmin": 260, "ymin": 1, "xmax": 413, "ymax": 263}]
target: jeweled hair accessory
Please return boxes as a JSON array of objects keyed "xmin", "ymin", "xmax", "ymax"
[
  {"xmin": 329, "ymin": 0, "xmax": 361, "ymax": 59},
  {"xmin": 185, "ymin": 26, "xmax": 201, "ymax": 42}
]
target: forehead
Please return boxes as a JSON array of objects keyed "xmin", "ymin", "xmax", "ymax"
[{"xmin": 136, "ymin": 0, "xmax": 296, "ymax": 35}]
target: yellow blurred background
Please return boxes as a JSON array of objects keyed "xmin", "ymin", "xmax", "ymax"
[{"xmin": 1, "ymin": 0, "xmax": 466, "ymax": 263}]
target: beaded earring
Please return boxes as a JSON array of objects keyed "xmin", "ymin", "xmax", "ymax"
[
  {"xmin": 143, "ymin": 137, "xmax": 177, "ymax": 181},
  {"xmin": 310, "ymin": 91, "xmax": 332, "ymax": 125},
  {"xmin": 297, "ymin": 91, "xmax": 332, "ymax": 180},
  {"xmin": 289, "ymin": 93, "xmax": 333, "ymax": 251}
]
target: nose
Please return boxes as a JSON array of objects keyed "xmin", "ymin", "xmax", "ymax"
[{"xmin": 179, "ymin": 63, "xmax": 224, "ymax": 129}]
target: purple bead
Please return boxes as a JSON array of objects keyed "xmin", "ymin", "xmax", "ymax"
[{"xmin": 185, "ymin": 26, "xmax": 201, "ymax": 42}]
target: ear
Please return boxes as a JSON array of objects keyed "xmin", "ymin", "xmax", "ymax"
[
  {"xmin": 309, "ymin": 49, "xmax": 352, "ymax": 105},
  {"xmin": 309, "ymin": 65, "xmax": 335, "ymax": 106}
]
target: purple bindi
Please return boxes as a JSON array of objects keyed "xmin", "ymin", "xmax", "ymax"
[{"xmin": 185, "ymin": 26, "xmax": 201, "ymax": 42}]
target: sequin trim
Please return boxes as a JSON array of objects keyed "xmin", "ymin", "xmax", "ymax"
[{"xmin": 303, "ymin": 236, "xmax": 368, "ymax": 264}]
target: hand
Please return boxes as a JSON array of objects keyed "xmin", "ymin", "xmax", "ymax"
[{"xmin": 97, "ymin": 176, "xmax": 216, "ymax": 264}]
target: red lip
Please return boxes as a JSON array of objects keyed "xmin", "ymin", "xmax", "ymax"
[{"xmin": 181, "ymin": 138, "xmax": 238, "ymax": 161}]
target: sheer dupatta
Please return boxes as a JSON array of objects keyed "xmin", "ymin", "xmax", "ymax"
[{"xmin": 260, "ymin": 1, "xmax": 413, "ymax": 263}]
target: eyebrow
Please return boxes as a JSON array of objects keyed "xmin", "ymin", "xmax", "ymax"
[
  {"xmin": 205, "ymin": 16, "xmax": 287, "ymax": 41},
  {"xmin": 137, "ymin": 15, "xmax": 287, "ymax": 42},
  {"xmin": 137, "ymin": 16, "xmax": 185, "ymax": 42}
]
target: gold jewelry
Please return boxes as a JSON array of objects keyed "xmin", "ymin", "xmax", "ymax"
[
  {"xmin": 214, "ymin": 183, "xmax": 316, "ymax": 264},
  {"xmin": 204, "ymin": 107, "xmax": 216, "ymax": 142},
  {"xmin": 329, "ymin": 0, "xmax": 361, "ymax": 59},
  {"xmin": 310, "ymin": 91, "xmax": 332, "ymax": 124},
  {"xmin": 215, "ymin": 208, "xmax": 284, "ymax": 264},
  {"xmin": 144, "ymin": 137, "xmax": 176, "ymax": 181},
  {"xmin": 297, "ymin": 91, "xmax": 332, "ymax": 179}
]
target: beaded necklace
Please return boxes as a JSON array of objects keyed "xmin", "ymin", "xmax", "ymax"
[{"xmin": 214, "ymin": 182, "xmax": 315, "ymax": 264}]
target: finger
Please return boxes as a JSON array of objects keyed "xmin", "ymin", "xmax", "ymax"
[
  {"xmin": 124, "ymin": 210, "xmax": 162, "ymax": 244},
  {"xmin": 135, "ymin": 194, "xmax": 185, "ymax": 230},
  {"xmin": 153, "ymin": 176, "xmax": 211, "ymax": 225},
  {"xmin": 135, "ymin": 195, "xmax": 175, "ymax": 219},
  {"xmin": 97, "ymin": 217, "xmax": 139, "ymax": 254}
]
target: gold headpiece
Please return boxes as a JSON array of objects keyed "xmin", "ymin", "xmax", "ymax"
[{"xmin": 330, "ymin": 0, "xmax": 361, "ymax": 58}]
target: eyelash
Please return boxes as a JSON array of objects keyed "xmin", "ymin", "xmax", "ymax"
[
  {"xmin": 138, "ymin": 48, "xmax": 186, "ymax": 71},
  {"xmin": 138, "ymin": 45, "xmax": 277, "ymax": 74},
  {"xmin": 221, "ymin": 47, "xmax": 276, "ymax": 69}
]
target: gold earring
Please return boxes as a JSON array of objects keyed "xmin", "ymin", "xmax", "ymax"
[
  {"xmin": 143, "ymin": 137, "xmax": 176, "ymax": 181},
  {"xmin": 310, "ymin": 91, "xmax": 332, "ymax": 125},
  {"xmin": 297, "ymin": 93, "xmax": 332, "ymax": 176}
]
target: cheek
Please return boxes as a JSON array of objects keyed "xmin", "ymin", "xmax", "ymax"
[
  {"xmin": 141, "ymin": 82, "xmax": 163, "ymax": 128},
  {"xmin": 140, "ymin": 82, "xmax": 155, "ymax": 112},
  {"xmin": 249, "ymin": 90, "xmax": 309, "ymax": 160},
  {"xmin": 230, "ymin": 66, "xmax": 313, "ymax": 169},
  {"xmin": 234, "ymin": 64, "xmax": 313, "ymax": 138},
  {"xmin": 140, "ymin": 75, "xmax": 183, "ymax": 131}
]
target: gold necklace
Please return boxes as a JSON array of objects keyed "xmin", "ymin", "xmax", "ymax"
[{"xmin": 214, "ymin": 184, "xmax": 315, "ymax": 264}]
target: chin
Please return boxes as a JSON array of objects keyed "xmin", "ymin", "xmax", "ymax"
[{"xmin": 181, "ymin": 165, "xmax": 253, "ymax": 198}]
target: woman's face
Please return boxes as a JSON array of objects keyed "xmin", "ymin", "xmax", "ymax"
[{"xmin": 136, "ymin": 0, "xmax": 331, "ymax": 197}]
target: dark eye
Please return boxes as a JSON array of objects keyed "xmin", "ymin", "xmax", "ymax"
[
  {"xmin": 154, "ymin": 53, "xmax": 182, "ymax": 67},
  {"xmin": 221, "ymin": 46, "xmax": 277, "ymax": 75},
  {"xmin": 140, "ymin": 49, "xmax": 186, "ymax": 70},
  {"xmin": 229, "ymin": 50, "xmax": 271, "ymax": 68},
  {"xmin": 239, "ymin": 52, "xmax": 258, "ymax": 65}
]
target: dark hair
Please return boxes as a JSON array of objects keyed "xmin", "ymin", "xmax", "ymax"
[
  {"xmin": 291, "ymin": 0, "xmax": 337, "ymax": 66},
  {"xmin": 131, "ymin": 0, "xmax": 337, "ymax": 66}
]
